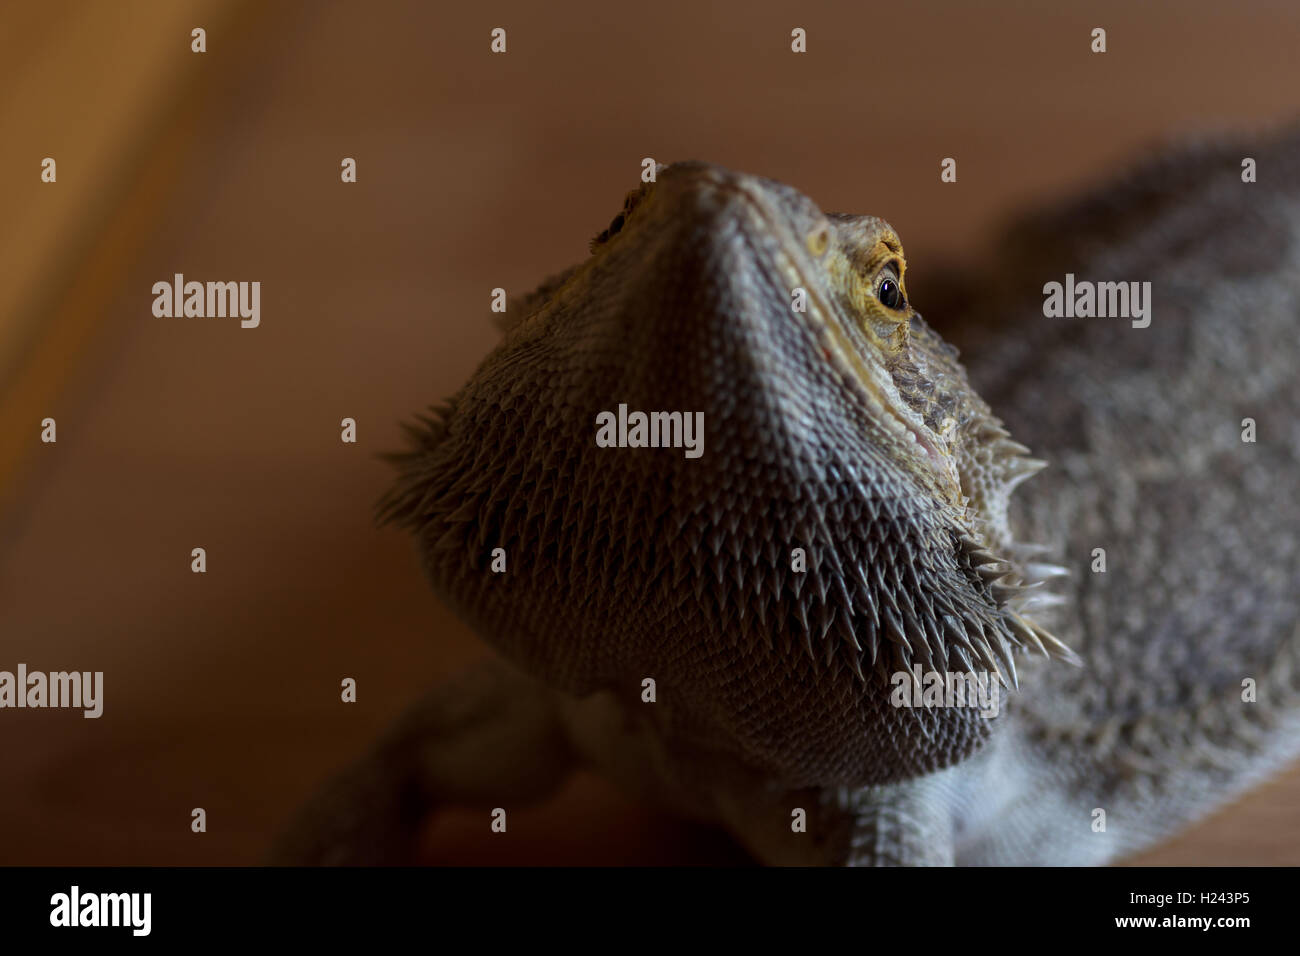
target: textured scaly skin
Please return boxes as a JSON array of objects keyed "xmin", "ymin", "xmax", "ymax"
[
  {"xmin": 276, "ymin": 132, "xmax": 1300, "ymax": 866},
  {"xmin": 932, "ymin": 130, "xmax": 1300, "ymax": 864}
]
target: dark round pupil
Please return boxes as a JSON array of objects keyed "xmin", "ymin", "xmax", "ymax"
[{"xmin": 879, "ymin": 278, "xmax": 903, "ymax": 310}]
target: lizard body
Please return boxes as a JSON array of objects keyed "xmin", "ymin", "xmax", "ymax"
[{"xmin": 278, "ymin": 130, "xmax": 1300, "ymax": 866}]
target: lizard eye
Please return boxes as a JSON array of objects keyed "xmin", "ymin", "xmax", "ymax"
[{"xmin": 876, "ymin": 266, "xmax": 906, "ymax": 312}]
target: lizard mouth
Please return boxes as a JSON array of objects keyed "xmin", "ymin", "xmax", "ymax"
[
  {"xmin": 714, "ymin": 178, "xmax": 963, "ymax": 503},
  {"xmin": 814, "ymin": 332, "xmax": 947, "ymax": 463},
  {"xmin": 697, "ymin": 174, "xmax": 1079, "ymax": 680},
  {"xmin": 805, "ymin": 286, "xmax": 963, "ymax": 502},
  {"xmin": 900, "ymin": 420, "xmax": 948, "ymax": 472}
]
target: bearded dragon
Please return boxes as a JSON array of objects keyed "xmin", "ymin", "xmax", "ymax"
[{"xmin": 276, "ymin": 129, "xmax": 1300, "ymax": 866}]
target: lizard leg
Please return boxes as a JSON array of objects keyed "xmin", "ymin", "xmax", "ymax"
[
  {"xmin": 271, "ymin": 656, "xmax": 576, "ymax": 865},
  {"xmin": 843, "ymin": 779, "xmax": 956, "ymax": 866}
]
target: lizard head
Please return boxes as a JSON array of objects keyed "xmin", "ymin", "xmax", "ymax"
[{"xmin": 381, "ymin": 162, "xmax": 1074, "ymax": 788}]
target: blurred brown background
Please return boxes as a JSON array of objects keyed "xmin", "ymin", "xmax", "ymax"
[{"xmin": 2, "ymin": 0, "xmax": 1298, "ymax": 865}]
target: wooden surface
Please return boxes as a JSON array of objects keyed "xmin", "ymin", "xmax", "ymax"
[{"xmin": 1, "ymin": 0, "xmax": 1298, "ymax": 865}]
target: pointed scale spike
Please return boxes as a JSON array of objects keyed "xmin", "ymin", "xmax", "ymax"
[
  {"xmin": 991, "ymin": 634, "xmax": 1019, "ymax": 690},
  {"xmin": 794, "ymin": 598, "xmax": 811, "ymax": 639},
  {"xmin": 1033, "ymin": 622, "xmax": 1084, "ymax": 666},
  {"xmin": 991, "ymin": 580, "xmax": 1041, "ymax": 604},
  {"xmin": 1019, "ymin": 592, "xmax": 1069, "ymax": 613},
  {"xmin": 942, "ymin": 615, "xmax": 973, "ymax": 653},
  {"xmin": 847, "ymin": 649, "xmax": 865, "ymax": 682},
  {"xmin": 924, "ymin": 614, "xmax": 947, "ymax": 667},
  {"xmin": 1005, "ymin": 459, "xmax": 1049, "ymax": 487},
  {"xmin": 1006, "ymin": 612, "xmax": 1047, "ymax": 656},
  {"xmin": 968, "ymin": 628, "xmax": 1003, "ymax": 681},
  {"xmin": 1024, "ymin": 562, "xmax": 1071, "ymax": 580},
  {"xmin": 909, "ymin": 625, "xmax": 935, "ymax": 671},
  {"xmin": 906, "ymin": 704, "xmax": 935, "ymax": 743},
  {"xmin": 996, "ymin": 439, "xmax": 1034, "ymax": 457},
  {"xmin": 882, "ymin": 607, "xmax": 912, "ymax": 654},
  {"xmin": 835, "ymin": 610, "xmax": 863, "ymax": 654},
  {"xmin": 976, "ymin": 421, "xmax": 1011, "ymax": 440}
]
